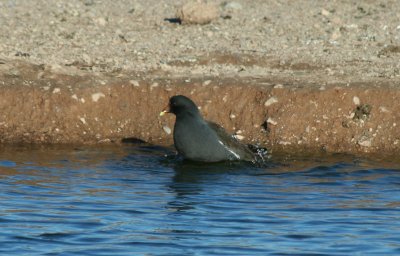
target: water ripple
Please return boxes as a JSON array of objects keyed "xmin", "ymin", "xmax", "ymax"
[{"xmin": 0, "ymin": 145, "xmax": 399, "ymax": 255}]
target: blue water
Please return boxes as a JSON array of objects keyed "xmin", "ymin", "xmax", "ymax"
[{"xmin": 0, "ymin": 144, "xmax": 399, "ymax": 255}]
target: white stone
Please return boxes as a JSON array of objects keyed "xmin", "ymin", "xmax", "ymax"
[
  {"xmin": 203, "ymin": 80, "xmax": 212, "ymax": 86},
  {"xmin": 353, "ymin": 96, "xmax": 360, "ymax": 105},
  {"xmin": 224, "ymin": 2, "xmax": 243, "ymax": 10},
  {"xmin": 358, "ymin": 139, "xmax": 372, "ymax": 147},
  {"xmin": 96, "ymin": 17, "xmax": 107, "ymax": 26},
  {"xmin": 234, "ymin": 134, "xmax": 245, "ymax": 140},
  {"xmin": 91, "ymin": 92, "xmax": 105, "ymax": 102},
  {"xmin": 150, "ymin": 82, "xmax": 159, "ymax": 89},
  {"xmin": 264, "ymin": 96, "xmax": 278, "ymax": 107},
  {"xmin": 379, "ymin": 106, "xmax": 390, "ymax": 113},
  {"xmin": 53, "ymin": 88, "xmax": 61, "ymax": 94},
  {"xmin": 321, "ymin": 9, "xmax": 330, "ymax": 16},
  {"xmin": 163, "ymin": 125, "xmax": 171, "ymax": 135},
  {"xmin": 129, "ymin": 80, "xmax": 140, "ymax": 87},
  {"xmin": 267, "ymin": 117, "xmax": 277, "ymax": 125}
]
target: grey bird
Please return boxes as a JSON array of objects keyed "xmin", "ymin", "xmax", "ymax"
[{"xmin": 160, "ymin": 95, "xmax": 256, "ymax": 162}]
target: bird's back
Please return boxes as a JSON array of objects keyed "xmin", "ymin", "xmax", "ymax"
[
  {"xmin": 206, "ymin": 121, "xmax": 255, "ymax": 162},
  {"xmin": 173, "ymin": 114, "xmax": 255, "ymax": 162},
  {"xmin": 173, "ymin": 115, "xmax": 238, "ymax": 162}
]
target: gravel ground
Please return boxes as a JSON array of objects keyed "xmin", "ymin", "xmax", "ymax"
[{"xmin": 1, "ymin": 0, "xmax": 400, "ymax": 80}]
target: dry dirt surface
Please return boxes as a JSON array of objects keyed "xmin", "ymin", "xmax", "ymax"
[{"xmin": 0, "ymin": 0, "xmax": 400, "ymax": 157}]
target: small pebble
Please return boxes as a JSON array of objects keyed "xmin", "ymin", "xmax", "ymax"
[
  {"xmin": 267, "ymin": 117, "xmax": 277, "ymax": 125},
  {"xmin": 223, "ymin": 2, "xmax": 243, "ymax": 11},
  {"xmin": 92, "ymin": 92, "xmax": 105, "ymax": 102},
  {"xmin": 96, "ymin": 17, "xmax": 107, "ymax": 26},
  {"xmin": 321, "ymin": 9, "xmax": 330, "ymax": 16},
  {"xmin": 358, "ymin": 139, "xmax": 372, "ymax": 147},
  {"xmin": 150, "ymin": 82, "xmax": 159, "ymax": 89},
  {"xmin": 353, "ymin": 96, "xmax": 360, "ymax": 105},
  {"xmin": 264, "ymin": 96, "xmax": 278, "ymax": 107},
  {"xmin": 203, "ymin": 80, "xmax": 212, "ymax": 86},
  {"xmin": 130, "ymin": 80, "xmax": 140, "ymax": 87},
  {"xmin": 163, "ymin": 125, "xmax": 172, "ymax": 135},
  {"xmin": 234, "ymin": 134, "xmax": 245, "ymax": 140},
  {"xmin": 379, "ymin": 106, "xmax": 390, "ymax": 113}
]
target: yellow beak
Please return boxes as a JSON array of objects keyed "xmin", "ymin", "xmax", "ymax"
[
  {"xmin": 159, "ymin": 110, "xmax": 167, "ymax": 116},
  {"xmin": 160, "ymin": 103, "xmax": 170, "ymax": 116}
]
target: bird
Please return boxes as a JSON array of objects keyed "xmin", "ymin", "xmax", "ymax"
[{"xmin": 160, "ymin": 95, "xmax": 259, "ymax": 162}]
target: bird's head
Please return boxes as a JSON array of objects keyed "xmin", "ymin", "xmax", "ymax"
[{"xmin": 160, "ymin": 95, "xmax": 200, "ymax": 117}]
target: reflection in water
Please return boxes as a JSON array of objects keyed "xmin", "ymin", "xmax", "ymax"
[
  {"xmin": 168, "ymin": 162, "xmax": 229, "ymax": 212},
  {"xmin": 0, "ymin": 144, "xmax": 399, "ymax": 255}
]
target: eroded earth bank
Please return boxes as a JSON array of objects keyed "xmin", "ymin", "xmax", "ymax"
[{"xmin": 0, "ymin": 60, "xmax": 399, "ymax": 157}]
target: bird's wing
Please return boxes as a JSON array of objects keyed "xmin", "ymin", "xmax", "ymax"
[
  {"xmin": 206, "ymin": 121, "xmax": 234, "ymax": 139},
  {"xmin": 206, "ymin": 121, "xmax": 254, "ymax": 160}
]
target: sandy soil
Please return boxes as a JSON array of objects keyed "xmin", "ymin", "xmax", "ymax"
[{"xmin": 0, "ymin": 0, "xmax": 400, "ymax": 157}]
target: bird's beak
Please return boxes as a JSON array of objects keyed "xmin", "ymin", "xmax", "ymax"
[{"xmin": 159, "ymin": 104, "xmax": 170, "ymax": 116}]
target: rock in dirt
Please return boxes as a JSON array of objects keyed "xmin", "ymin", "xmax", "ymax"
[
  {"xmin": 176, "ymin": 1, "xmax": 219, "ymax": 25},
  {"xmin": 222, "ymin": 2, "xmax": 243, "ymax": 11}
]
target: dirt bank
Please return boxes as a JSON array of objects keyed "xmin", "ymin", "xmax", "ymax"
[{"xmin": 0, "ymin": 60, "xmax": 399, "ymax": 157}]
